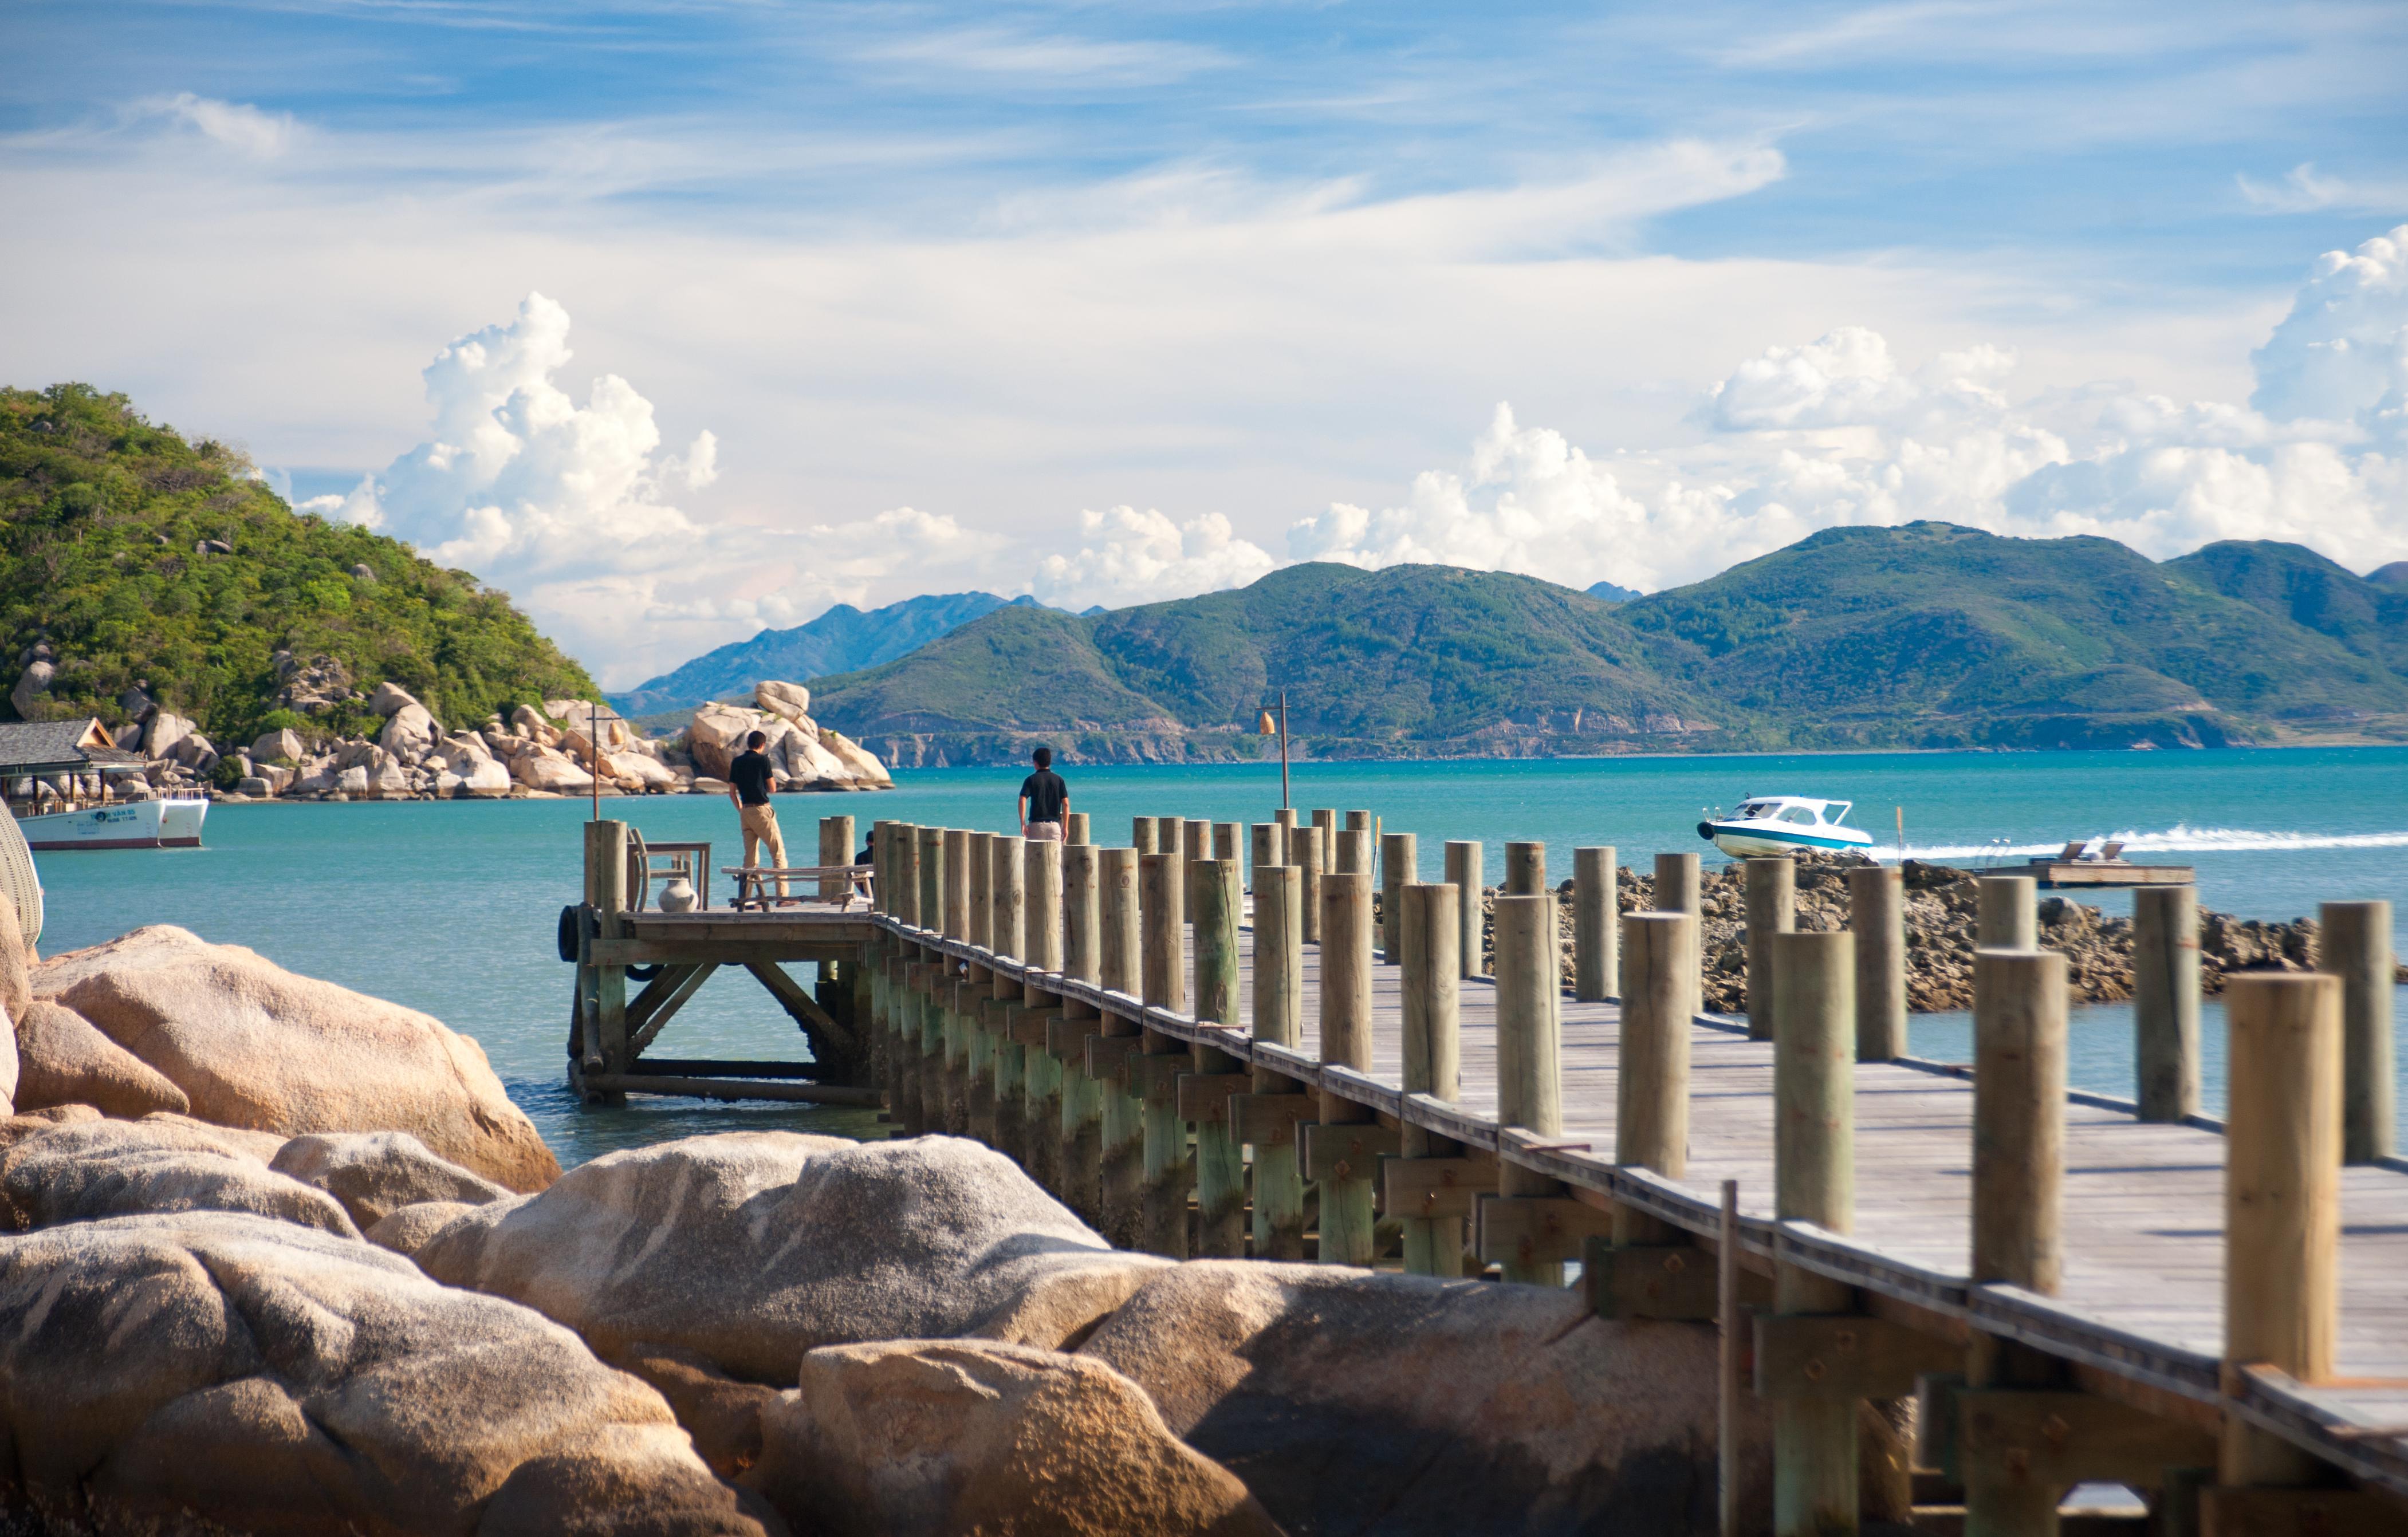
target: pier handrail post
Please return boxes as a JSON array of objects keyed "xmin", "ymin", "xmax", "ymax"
[
  {"xmin": 1493, "ymin": 890, "xmax": 1565, "ymax": 1285},
  {"xmin": 1183, "ymin": 821, "xmax": 1210, "ymax": 915},
  {"xmin": 1012, "ymin": 838, "xmax": 1063, "ymax": 1194},
  {"xmin": 1249, "ymin": 823, "xmax": 1282, "ymax": 890},
  {"xmin": 1213, "ymin": 821, "xmax": 1238, "ymax": 862},
  {"xmin": 991, "ymin": 837, "xmax": 1025, "ymax": 964},
  {"xmin": 1444, "ymin": 840, "xmax": 1484, "ymax": 978},
  {"xmin": 1317, "ymin": 869, "xmax": 1379, "ymax": 1267},
  {"xmin": 1336, "ymin": 827, "xmax": 1371, "ymax": 878},
  {"xmin": 1380, "ymin": 831, "xmax": 1418, "ymax": 963},
  {"xmin": 2133, "ymin": 884, "xmax": 2201, "ymax": 1122},
  {"xmin": 1138, "ymin": 850, "xmax": 1191, "ymax": 1257},
  {"xmin": 1655, "ymin": 852, "xmax": 1701, "ymax": 916},
  {"xmin": 1295, "ymin": 825, "xmax": 1325, "ymax": 945},
  {"xmin": 1975, "ymin": 874, "xmax": 2036, "ymax": 950},
  {"xmin": 1132, "ymin": 817, "xmax": 1157, "ymax": 855},
  {"xmin": 1096, "ymin": 847, "xmax": 1146, "ymax": 1247},
  {"xmin": 819, "ymin": 815, "xmax": 853, "ymax": 903},
  {"xmin": 967, "ymin": 832, "xmax": 994, "ymax": 953},
  {"xmin": 1056, "ymin": 842, "xmax": 1104, "ymax": 1220},
  {"xmin": 1849, "ymin": 865, "xmax": 1908, "ymax": 1062},
  {"xmin": 1575, "ymin": 846, "xmax": 1617, "ymax": 1003},
  {"xmin": 1064, "ymin": 811, "xmax": 1088, "ymax": 845},
  {"xmin": 1160, "ymin": 816, "xmax": 1186, "ymax": 857},
  {"xmin": 2217, "ymin": 972, "xmax": 2342, "ymax": 1493},
  {"xmin": 894, "ymin": 821, "xmax": 920, "ymax": 927},
  {"xmin": 1744, "ymin": 857, "xmax": 1795, "ymax": 1042},
  {"xmin": 942, "ymin": 829, "xmax": 970, "ymax": 941},
  {"xmin": 1250, "ymin": 864, "xmax": 1308, "ymax": 1259},
  {"xmin": 1345, "ymin": 809, "xmax": 1373, "ymax": 834},
  {"xmin": 1190, "ymin": 856, "xmax": 1247, "ymax": 1256},
  {"xmin": 1505, "ymin": 841, "xmax": 1545, "ymax": 896},
  {"xmin": 1965, "ymin": 945, "xmax": 2069, "ymax": 1537},
  {"xmin": 583, "ymin": 819, "xmax": 631, "ymax": 1106},
  {"xmin": 1616, "ymin": 911, "xmax": 1697, "ymax": 1246},
  {"xmin": 1770, "ymin": 928, "xmax": 1858, "ymax": 1537},
  {"xmin": 1399, "ymin": 881, "xmax": 1463, "ymax": 1276},
  {"xmin": 978, "ymin": 839, "xmax": 1025, "ymax": 1157},
  {"xmin": 919, "ymin": 827, "xmax": 946, "ymax": 938},
  {"xmin": 2322, "ymin": 901, "xmax": 2394, "ymax": 1164}
]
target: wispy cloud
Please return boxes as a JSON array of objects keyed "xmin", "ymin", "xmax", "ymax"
[
  {"xmin": 135, "ymin": 93, "xmax": 305, "ymax": 158},
  {"xmin": 2238, "ymin": 163, "xmax": 2408, "ymax": 216},
  {"xmin": 851, "ymin": 26, "xmax": 1234, "ymax": 87}
]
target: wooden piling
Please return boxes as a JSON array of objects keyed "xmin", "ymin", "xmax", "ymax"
[
  {"xmin": 1059, "ymin": 843, "xmax": 1104, "ymax": 1219},
  {"xmin": 1655, "ymin": 852, "xmax": 1701, "ymax": 916},
  {"xmin": 584, "ymin": 820, "xmax": 631, "ymax": 1105},
  {"xmin": 1318, "ymin": 870, "xmax": 1378, "ymax": 1267},
  {"xmin": 1250, "ymin": 823, "xmax": 1283, "ymax": 889},
  {"xmin": 942, "ymin": 829, "xmax": 970, "ymax": 940},
  {"xmin": 1744, "ymin": 858, "xmax": 1795, "ymax": 1042},
  {"xmin": 1336, "ymin": 827, "xmax": 1371, "ymax": 877},
  {"xmin": 1097, "ymin": 847, "xmax": 1145, "ymax": 1248},
  {"xmin": 1190, "ymin": 857, "xmax": 1246, "ymax": 1256},
  {"xmin": 1849, "ymin": 865, "xmax": 1907, "ymax": 1062},
  {"xmin": 1139, "ymin": 850, "xmax": 1190, "ymax": 1257},
  {"xmin": 1505, "ymin": 841, "xmax": 1545, "ymax": 896},
  {"xmin": 2134, "ymin": 884, "xmax": 2201, "ymax": 1123},
  {"xmin": 819, "ymin": 815, "xmax": 854, "ymax": 901},
  {"xmin": 1399, "ymin": 881, "xmax": 1463, "ymax": 1276},
  {"xmin": 1378, "ymin": 832, "xmax": 1417, "ymax": 963},
  {"xmin": 2221, "ymin": 972, "xmax": 2342, "ymax": 1487},
  {"xmin": 1295, "ymin": 823, "xmax": 1325, "ymax": 945},
  {"xmin": 1616, "ymin": 911, "xmax": 1697, "ymax": 1246},
  {"xmin": 1770, "ymin": 928, "xmax": 1858, "ymax": 1537},
  {"xmin": 1064, "ymin": 811, "xmax": 1089, "ymax": 845},
  {"xmin": 1159, "ymin": 815, "xmax": 1185, "ymax": 855},
  {"xmin": 966, "ymin": 832, "xmax": 994, "ymax": 952},
  {"xmin": 989, "ymin": 836, "xmax": 1024, "ymax": 962},
  {"xmin": 1975, "ymin": 875, "xmax": 2036, "ymax": 950},
  {"xmin": 1445, "ymin": 840, "xmax": 1484, "ymax": 978},
  {"xmin": 2322, "ymin": 901, "xmax": 2395, "ymax": 1164},
  {"xmin": 1345, "ymin": 809, "xmax": 1372, "ymax": 833},
  {"xmin": 892, "ymin": 821, "xmax": 920, "ymax": 927},
  {"xmin": 1132, "ymin": 817, "xmax": 1157, "ymax": 855},
  {"xmin": 1252, "ymin": 864, "xmax": 1308, "ymax": 1259},
  {"xmin": 974, "ymin": 844, "xmax": 1024, "ymax": 1148},
  {"xmin": 1018, "ymin": 838, "xmax": 1062, "ymax": 1191},
  {"xmin": 919, "ymin": 827, "xmax": 946, "ymax": 936},
  {"xmin": 1214, "ymin": 821, "xmax": 1238, "ymax": 861},
  {"xmin": 1575, "ymin": 846, "xmax": 1617, "ymax": 1002},
  {"xmin": 1493, "ymin": 891, "xmax": 1564, "ymax": 1285}
]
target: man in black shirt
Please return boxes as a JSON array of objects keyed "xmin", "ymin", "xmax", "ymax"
[
  {"xmin": 726, "ymin": 730, "xmax": 786, "ymax": 900},
  {"xmin": 1018, "ymin": 746, "xmax": 1069, "ymax": 841}
]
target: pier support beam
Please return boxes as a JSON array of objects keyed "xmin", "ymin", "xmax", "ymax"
[
  {"xmin": 1445, "ymin": 840, "xmax": 1484, "ymax": 978},
  {"xmin": 1493, "ymin": 890, "xmax": 1564, "ymax": 1286},
  {"xmin": 1575, "ymin": 846, "xmax": 1617, "ymax": 1003},
  {"xmin": 1317, "ymin": 870, "xmax": 1378, "ymax": 1267},
  {"xmin": 1745, "ymin": 857, "xmax": 1794, "ymax": 1042},
  {"xmin": 583, "ymin": 819, "xmax": 631, "ymax": 1106},
  {"xmin": 1190, "ymin": 857, "xmax": 1247, "ymax": 1257},
  {"xmin": 2134, "ymin": 884, "xmax": 2201, "ymax": 1123},
  {"xmin": 2322, "ymin": 901, "xmax": 2394, "ymax": 1164},
  {"xmin": 1250, "ymin": 865, "xmax": 1309, "ymax": 1260},
  {"xmin": 1097, "ymin": 848, "xmax": 1146, "ymax": 1249},
  {"xmin": 1139, "ymin": 850, "xmax": 1191, "ymax": 1258},
  {"xmin": 1770, "ymin": 929, "xmax": 1858, "ymax": 1537},
  {"xmin": 819, "ymin": 815, "xmax": 853, "ymax": 901},
  {"xmin": 1850, "ymin": 865, "xmax": 1907, "ymax": 1062},
  {"xmin": 1398, "ymin": 881, "xmax": 1463, "ymax": 1275},
  {"xmin": 1616, "ymin": 911, "xmax": 1697, "ymax": 1248}
]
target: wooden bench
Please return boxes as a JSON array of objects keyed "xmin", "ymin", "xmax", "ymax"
[{"xmin": 721, "ymin": 864, "xmax": 874, "ymax": 912}]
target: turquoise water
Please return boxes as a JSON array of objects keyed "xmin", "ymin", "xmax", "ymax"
[{"xmin": 26, "ymin": 747, "xmax": 2408, "ymax": 1164}]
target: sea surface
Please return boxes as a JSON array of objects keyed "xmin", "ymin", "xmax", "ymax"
[{"xmin": 26, "ymin": 747, "xmax": 2408, "ymax": 1166}]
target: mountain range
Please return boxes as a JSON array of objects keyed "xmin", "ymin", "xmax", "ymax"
[{"xmin": 791, "ymin": 523, "xmax": 2408, "ymax": 765}]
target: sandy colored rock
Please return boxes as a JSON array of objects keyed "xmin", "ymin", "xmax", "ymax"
[
  {"xmin": 515, "ymin": 746, "xmax": 596, "ymax": 793},
  {"xmin": 686, "ymin": 704, "xmax": 763, "ymax": 781},
  {"xmin": 464, "ymin": 758, "xmax": 514, "ymax": 797},
  {"xmin": 0, "ymin": 1118, "xmax": 358, "ymax": 1237},
  {"xmin": 14, "ymin": 998, "xmax": 190, "ymax": 1118},
  {"xmin": 251, "ymin": 726, "xmax": 307, "ymax": 762},
  {"xmin": 1080, "ymin": 1261, "xmax": 1775, "ymax": 1537},
  {"xmin": 0, "ymin": 892, "xmax": 26, "ymax": 1026},
  {"xmin": 0, "ymin": 1211, "xmax": 772, "ymax": 1535},
  {"xmin": 418, "ymin": 1132, "xmax": 1148, "ymax": 1382},
  {"xmin": 819, "ymin": 727, "xmax": 894, "ymax": 788},
  {"xmin": 607, "ymin": 1342, "xmax": 787, "ymax": 1480},
  {"xmin": 380, "ymin": 701, "xmax": 441, "ymax": 760},
  {"xmin": 367, "ymin": 1199, "xmax": 479, "ymax": 1257},
  {"xmin": 34, "ymin": 925, "xmax": 560, "ymax": 1192},
  {"xmin": 369, "ymin": 680, "xmax": 423, "ymax": 716},
  {"xmin": 750, "ymin": 1339, "xmax": 1280, "ymax": 1537},
  {"xmin": 272, "ymin": 1129, "xmax": 513, "ymax": 1228},
  {"xmin": 754, "ymin": 680, "xmax": 811, "ymax": 722},
  {"xmin": 136, "ymin": 1111, "xmax": 292, "ymax": 1161}
]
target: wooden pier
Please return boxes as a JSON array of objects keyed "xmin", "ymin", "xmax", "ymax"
[{"xmin": 565, "ymin": 812, "xmax": 2408, "ymax": 1532}]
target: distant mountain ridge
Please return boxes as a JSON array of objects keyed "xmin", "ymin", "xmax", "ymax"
[
  {"xmin": 800, "ymin": 524, "xmax": 2408, "ymax": 766},
  {"xmin": 608, "ymin": 592, "xmax": 1041, "ymax": 716}
]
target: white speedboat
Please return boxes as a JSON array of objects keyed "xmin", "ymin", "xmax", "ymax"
[
  {"xmin": 19, "ymin": 795, "xmax": 207, "ymax": 851},
  {"xmin": 1697, "ymin": 796, "xmax": 1874, "ymax": 858}
]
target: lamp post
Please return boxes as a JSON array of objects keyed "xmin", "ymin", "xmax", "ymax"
[{"xmin": 1256, "ymin": 691, "xmax": 1290, "ymax": 811}]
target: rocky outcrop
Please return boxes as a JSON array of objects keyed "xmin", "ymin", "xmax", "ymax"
[
  {"xmin": 750, "ymin": 1339, "xmax": 1280, "ymax": 1537},
  {"xmin": 269, "ymin": 1130, "xmax": 513, "ymax": 1228},
  {"xmin": 0, "ymin": 1211, "xmax": 776, "ymax": 1535},
  {"xmin": 415, "ymin": 1133, "xmax": 1162, "ymax": 1382},
  {"xmin": 366, "ymin": 1198, "xmax": 479, "ymax": 1257},
  {"xmin": 0, "ymin": 1117, "xmax": 358, "ymax": 1236},
  {"xmin": 1079, "ymin": 1260, "xmax": 1772, "ymax": 1537},
  {"xmin": 13, "ymin": 999, "xmax": 190, "ymax": 1118},
  {"xmin": 34, "ymin": 926, "xmax": 560, "ymax": 1192}
]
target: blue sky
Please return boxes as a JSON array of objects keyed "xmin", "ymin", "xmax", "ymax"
[{"xmin": 5, "ymin": 2, "xmax": 2406, "ymax": 681}]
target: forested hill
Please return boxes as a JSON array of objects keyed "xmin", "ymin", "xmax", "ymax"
[
  {"xmin": 810, "ymin": 523, "xmax": 2408, "ymax": 765},
  {"xmin": 0, "ymin": 384, "xmax": 594, "ymax": 746}
]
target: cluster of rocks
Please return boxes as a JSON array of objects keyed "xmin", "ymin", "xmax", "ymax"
[
  {"xmin": 1453, "ymin": 852, "xmax": 2359, "ymax": 1015},
  {"xmin": 0, "ymin": 909, "xmax": 1825, "ymax": 1535}
]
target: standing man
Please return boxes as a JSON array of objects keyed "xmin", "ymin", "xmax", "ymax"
[
  {"xmin": 1018, "ymin": 746, "xmax": 1069, "ymax": 841},
  {"xmin": 727, "ymin": 730, "xmax": 787, "ymax": 903}
]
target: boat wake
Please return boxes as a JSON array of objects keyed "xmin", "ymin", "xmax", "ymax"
[{"xmin": 1884, "ymin": 823, "xmax": 2408, "ymax": 862}]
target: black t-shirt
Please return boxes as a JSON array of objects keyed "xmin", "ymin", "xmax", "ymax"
[
  {"xmin": 729, "ymin": 750, "xmax": 774, "ymax": 806},
  {"xmin": 1020, "ymin": 768, "xmax": 1068, "ymax": 822}
]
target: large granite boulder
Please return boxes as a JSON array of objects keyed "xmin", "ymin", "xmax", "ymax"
[
  {"xmin": 686, "ymin": 704, "xmax": 761, "ymax": 781},
  {"xmin": 380, "ymin": 701, "xmax": 442, "ymax": 762},
  {"xmin": 753, "ymin": 681, "xmax": 810, "ymax": 721},
  {"xmin": 819, "ymin": 727, "xmax": 894, "ymax": 789},
  {"xmin": 251, "ymin": 726, "xmax": 307, "ymax": 763},
  {"xmin": 13, "ymin": 998, "xmax": 190, "ymax": 1118},
  {"xmin": 514, "ymin": 746, "xmax": 595, "ymax": 793},
  {"xmin": 34, "ymin": 926, "xmax": 559, "ymax": 1192},
  {"xmin": 463, "ymin": 758, "xmax": 515, "ymax": 798},
  {"xmin": 0, "ymin": 890, "xmax": 28, "ymax": 1025},
  {"xmin": 1079, "ymin": 1261, "xmax": 1774, "ymax": 1537},
  {"xmin": 270, "ymin": 1130, "xmax": 513, "ymax": 1228},
  {"xmin": 416, "ymin": 1132, "xmax": 1164, "ymax": 1382},
  {"xmin": 0, "ymin": 1117, "xmax": 357, "ymax": 1236},
  {"xmin": 750, "ymin": 1339, "xmax": 1280, "ymax": 1537},
  {"xmin": 0, "ymin": 1211, "xmax": 775, "ymax": 1535}
]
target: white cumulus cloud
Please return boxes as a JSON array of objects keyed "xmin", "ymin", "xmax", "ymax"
[
  {"xmin": 1029, "ymin": 507, "xmax": 1276, "ymax": 611},
  {"xmin": 139, "ymin": 93, "xmax": 302, "ymax": 159}
]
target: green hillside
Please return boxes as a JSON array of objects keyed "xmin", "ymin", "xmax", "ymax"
[
  {"xmin": 1, "ymin": 383, "xmax": 595, "ymax": 746},
  {"xmin": 812, "ymin": 524, "xmax": 2408, "ymax": 763}
]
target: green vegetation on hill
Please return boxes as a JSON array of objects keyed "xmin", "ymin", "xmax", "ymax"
[
  {"xmin": 812, "ymin": 523, "xmax": 2408, "ymax": 763},
  {"xmin": 1, "ymin": 383, "xmax": 595, "ymax": 746}
]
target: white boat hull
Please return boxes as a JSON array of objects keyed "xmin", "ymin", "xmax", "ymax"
[
  {"xmin": 20, "ymin": 797, "xmax": 207, "ymax": 851},
  {"xmin": 1703, "ymin": 823, "xmax": 1875, "ymax": 859}
]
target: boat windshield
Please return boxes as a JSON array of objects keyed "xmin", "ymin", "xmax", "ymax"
[{"xmin": 1780, "ymin": 806, "xmax": 1817, "ymax": 825}]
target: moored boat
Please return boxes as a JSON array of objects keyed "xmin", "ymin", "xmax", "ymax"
[
  {"xmin": 18, "ymin": 795, "xmax": 208, "ymax": 851},
  {"xmin": 1696, "ymin": 795, "xmax": 1874, "ymax": 858}
]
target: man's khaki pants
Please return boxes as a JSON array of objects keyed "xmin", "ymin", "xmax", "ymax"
[{"xmin": 740, "ymin": 802, "xmax": 788, "ymax": 899}]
